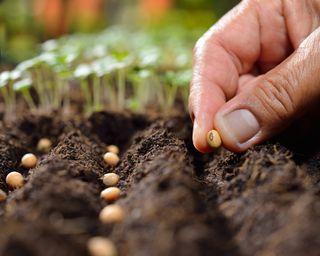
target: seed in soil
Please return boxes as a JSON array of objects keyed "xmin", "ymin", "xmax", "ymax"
[
  {"xmin": 103, "ymin": 173, "xmax": 120, "ymax": 187},
  {"xmin": 99, "ymin": 205, "xmax": 125, "ymax": 224},
  {"xmin": 37, "ymin": 138, "xmax": 52, "ymax": 153},
  {"xmin": 101, "ymin": 187, "xmax": 121, "ymax": 202},
  {"xmin": 103, "ymin": 152, "xmax": 120, "ymax": 167},
  {"xmin": 87, "ymin": 236, "xmax": 117, "ymax": 256},
  {"xmin": 6, "ymin": 171, "xmax": 24, "ymax": 189},
  {"xmin": 106, "ymin": 145, "xmax": 119, "ymax": 155},
  {"xmin": 207, "ymin": 130, "xmax": 222, "ymax": 149},
  {"xmin": 21, "ymin": 153, "xmax": 38, "ymax": 168},
  {"xmin": 0, "ymin": 189, "xmax": 7, "ymax": 201}
]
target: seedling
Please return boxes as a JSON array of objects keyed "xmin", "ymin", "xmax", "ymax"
[
  {"xmin": 163, "ymin": 69, "xmax": 192, "ymax": 111},
  {"xmin": 100, "ymin": 187, "xmax": 121, "ymax": 203},
  {"xmin": 21, "ymin": 153, "xmax": 38, "ymax": 169},
  {"xmin": 99, "ymin": 205, "xmax": 125, "ymax": 224},
  {"xmin": 103, "ymin": 173, "xmax": 120, "ymax": 187},
  {"xmin": 74, "ymin": 64, "xmax": 93, "ymax": 112},
  {"xmin": 0, "ymin": 71, "xmax": 17, "ymax": 113},
  {"xmin": 92, "ymin": 57, "xmax": 117, "ymax": 110},
  {"xmin": 1, "ymin": 25, "xmax": 199, "ymax": 115},
  {"xmin": 112, "ymin": 56, "xmax": 134, "ymax": 111},
  {"xmin": 0, "ymin": 189, "xmax": 7, "ymax": 202},
  {"xmin": 87, "ymin": 237, "xmax": 117, "ymax": 256},
  {"xmin": 37, "ymin": 138, "xmax": 52, "ymax": 153},
  {"xmin": 0, "ymin": 72, "xmax": 11, "ymax": 108},
  {"xmin": 6, "ymin": 172, "xmax": 24, "ymax": 189},
  {"xmin": 207, "ymin": 130, "xmax": 222, "ymax": 149},
  {"xmin": 103, "ymin": 152, "xmax": 120, "ymax": 167},
  {"xmin": 128, "ymin": 69, "xmax": 155, "ymax": 112},
  {"xmin": 13, "ymin": 78, "xmax": 36, "ymax": 110},
  {"xmin": 106, "ymin": 145, "xmax": 119, "ymax": 155}
]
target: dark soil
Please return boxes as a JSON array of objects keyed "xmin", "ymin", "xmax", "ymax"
[{"xmin": 0, "ymin": 111, "xmax": 319, "ymax": 256}]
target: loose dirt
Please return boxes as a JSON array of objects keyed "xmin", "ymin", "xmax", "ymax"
[{"xmin": 0, "ymin": 111, "xmax": 319, "ymax": 256}]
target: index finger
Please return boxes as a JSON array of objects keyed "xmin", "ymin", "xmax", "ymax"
[{"xmin": 189, "ymin": 0, "xmax": 261, "ymax": 152}]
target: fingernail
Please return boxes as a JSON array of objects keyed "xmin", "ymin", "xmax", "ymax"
[
  {"xmin": 218, "ymin": 109, "xmax": 260, "ymax": 144},
  {"xmin": 192, "ymin": 120, "xmax": 208, "ymax": 152}
]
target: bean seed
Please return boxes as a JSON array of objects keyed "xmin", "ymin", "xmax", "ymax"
[
  {"xmin": 0, "ymin": 189, "xmax": 7, "ymax": 201},
  {"xmin": 99, "ymin": 205, "xmax": 124, "ymax": 224},
  {"xmin": 6, "ymin": 172, "xmax": 24, "ymax": 189},
  {"xmin": 207, "ymin": 130, "xmax": 222, "ymax": 149},
  {"xmin": 87, "ymin": 236, "xmax": 117, "ymax": 256},
  {"xmin": 103, "ymin": 173, "xmax": 120, "ymax": 187},
  {"xmin": 106, "ymin": 145, "xmax": 119, "ymax": 155},
  {"xmin": 37, "ymin": 138, "xmax": 52, "ymax": 153},
  {"xmin": 21, "ymin": 153, "xmax": 37, "ymax": 169},
  {"xmin": 100, "ymin": 187, "xmax": 121, "ymax": 202},
  {"xmin": 103, "ymin": 152, "xmax": 120, "ymax": 167}
]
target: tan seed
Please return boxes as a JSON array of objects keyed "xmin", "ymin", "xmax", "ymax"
[
  {"xmin": 103, "ymin": 152, "xmax": 119, "ymax": 167},
  {"xmin": 87, "ymin": 236, "xmax": 117, "ymax": 256},
  {"xmin": 103, "ymin": 173, "xmax": 120, "ymax": 187},
  {"xmin": 101, "ymin": 187, "xmax": 121, "ymax": 202},
  {"xmin": 37, "ymin": 138, "xmax": 52, "ymax": 153},
  {"xmin": 6, "ymin": 172, "xmax": 24, "ymax": 189},
  {"xmin": 0, "ymin": 189, "xmax": 7, "ymax": 201},
  {"xmin": 99, "ymin": 205, "xmax": 124, "ymax": 224},
  {"xmin": 206, "ymin": 130, "xmax": 222, "ymax": 149},
  {"xmin": 21, "ymin": 153, "xmax": 37, "ymax": 169},
  {"xmin": 106, "ymin": 145, "xmax": 119, "ymax": 155}
]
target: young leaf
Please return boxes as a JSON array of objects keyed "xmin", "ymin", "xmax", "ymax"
[
  {"xmin": 42, "ymin": 39, "xmax": 58, "ymax": 52},
  {"xmin": 10, "ymin": 70, "xmax": 22, "ymax": 81},
  {"xmin": 13, "ymin": 78, "xmax": 32, "ymax": 92},
  {"xmin": 74, "ymin": 64, "xmax": 93, "ymax": 78},
  {"xmin": 0, "ymin": 71, "xmax": 10, "ymax": 86}
]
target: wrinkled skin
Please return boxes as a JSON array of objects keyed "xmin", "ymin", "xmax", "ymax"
[{"xmin": 189, "ymin": 0, "xmax": 320, "ymax": 152}]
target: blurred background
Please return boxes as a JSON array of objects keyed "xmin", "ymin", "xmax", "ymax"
[{"xmin": 0, "ymin": 0, "xmax": 239, "ymax": 66}]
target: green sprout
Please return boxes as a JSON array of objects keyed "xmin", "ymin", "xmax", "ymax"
[
  {"xmin": 0, "ymin": 70, "xmax": 23, "ymax": 113},
  {"xmin": 108, "ymin": 49, "xmax": 133, "ymax": 110},
  {"xmin": 74, "ymin": 64, "xmax": 93, "ymax": 112},
  {"xmin": 0, "ymin": 71, "xmax": 12, "ymax": 110},
  {"xmin": 51, "ymin": 53, "xmax": 75, "ymax": 110},
  {"xmin": 13, "ymin": 77, "xmax": 36, "ymax": 110},
  {"xmin": 163, "ymin": 69, "xmax": 192, "ymax": 111},
  {"xmin": 2, "ymin": 25, "xmax": 197, "ymax": 114},
  {"xmin": 128, "ymin": 69, "xmax": 155, "ymax": 112}
]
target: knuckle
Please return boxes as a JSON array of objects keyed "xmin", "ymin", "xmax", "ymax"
[
  {"xmin": 193, "ymin": 34, "xmax": 210, "ymax": 60},
  {"xmin": 254, "ymin": 74, "xmax": 296, "ymax": 121}
]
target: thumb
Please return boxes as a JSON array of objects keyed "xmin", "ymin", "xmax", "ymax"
[{"xmin": 214, "ymin": 29, "xmax": 320, "ymax": 152}]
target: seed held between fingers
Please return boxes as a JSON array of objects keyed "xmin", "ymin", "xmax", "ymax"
[
  {"xmin": 101, "ymin": 187, "xmax": 121, "ymax": 202},
  {"xmin": 0, "ymin": 189, "xmax": 7, "ymax": 201},
  {"xmin": 99, "ymin": 205, "xmax": 124, "ymax": 224},
  {"xmin": 103, "ymin": 152, "xmax": 120, "ymax": 167},
  {"xmin": 206, "ymin": 130, "xmax": 222, "ymax": 149},
  {"xmin": 87, "ymin": 236, "xmax": 118, "ymax": 256},
  {"xmin": 6, "ymin": 172, "xmax": 24, "ymax": 189},
  {"xmin": 106, "ymin": 145, "xmax": 119, "ymax": 155},
  {"xmin": 21, "ymin": 153, "xmax": 38, "ymax": 169},
  {"xmin": 37, "ymin": 138, "xmax": 52, "ymax": 153},
  {"xmin": 103, "ymin": 173, "xmax": 120, "ymax": 187}
]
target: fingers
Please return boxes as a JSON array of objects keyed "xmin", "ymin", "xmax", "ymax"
[
  {"xmin": 214, "ymin": 28, "xmax": 320, "ymax": 152},
  {"xmin": 190, "ymin": 0, "xmax": 261, "ymax": 153}
]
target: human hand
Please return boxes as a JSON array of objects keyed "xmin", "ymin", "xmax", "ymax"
[{"xmin": 189, "ymin": 0, "xmax": 320, "ymax": 153}]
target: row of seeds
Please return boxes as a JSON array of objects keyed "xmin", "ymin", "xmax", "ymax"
[
  {"xmin": 0, "ymin": 138, "xmax": 121, "ymax": 256},
  {"xmin": 0, "ymin": 138, "xmax": 52, "ymax": 200},
  {"xmin": 87, "ymin": 145, "xmax": 123, "ymax": 256},
  {"xmin": 87, "ymin": 130, "xmax": 224, "ymax": 256}
]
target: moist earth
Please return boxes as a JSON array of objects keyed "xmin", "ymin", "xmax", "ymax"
[{"xmin": 0, "ymin": 111, "xmax": 319, "ymax": 256}]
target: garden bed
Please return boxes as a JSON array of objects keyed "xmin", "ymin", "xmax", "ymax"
[{"xmin": 0, "ymin": 110, "xmax": 319, "ymax": 256}]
